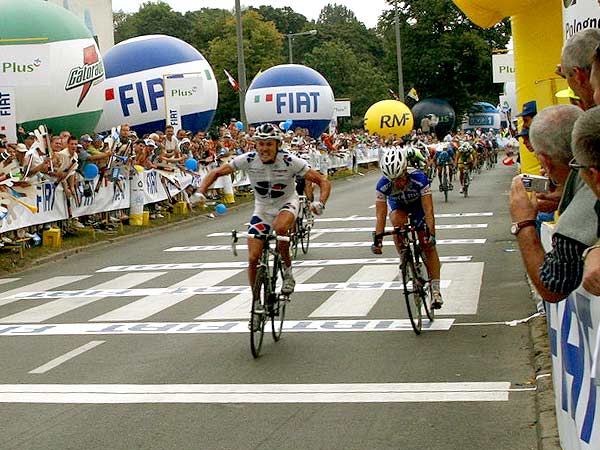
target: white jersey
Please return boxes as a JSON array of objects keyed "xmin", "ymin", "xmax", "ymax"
[{"xmin": 229, "ymin": 150, "xmax": 309, "ymax": 207}]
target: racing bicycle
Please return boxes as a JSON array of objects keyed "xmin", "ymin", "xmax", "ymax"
[{"xmin": 290, "ymin": 195, "xmax": 314, "ymax": 258}]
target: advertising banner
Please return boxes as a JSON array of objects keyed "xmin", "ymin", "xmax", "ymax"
[
  {"xmin": 164, "ymin": 73, "xmax": 205, "ymax": 132},
  {"xmin": 334, "ymin": 100, "xmax": 351, "ymax": 118},
  {"xmin": 492, "ymin": 53, "xmax": 515, "ymax": 84},
  {"xmin": 563, "ymin": 0, "xmax": 600, "ymax": 41},
  {"xmin": 0, "ymin": 45, "xmax": 51, "ymax": 87},
  {"xmin": 0, "ymin": 87, "xmax": 17, "ymax": 142}
]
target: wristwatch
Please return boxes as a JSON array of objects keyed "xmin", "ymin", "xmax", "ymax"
[{"xmin": 510, "ymin": 219, "xmax": 537, "ymax": 236}]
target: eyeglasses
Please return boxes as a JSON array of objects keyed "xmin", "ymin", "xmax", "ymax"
[{"xmin": 569, "ymin": 157, "xmax": 595, "ymax": 170}]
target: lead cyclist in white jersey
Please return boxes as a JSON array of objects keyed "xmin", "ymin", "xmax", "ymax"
[{"xmin": 197, "ymin": 123, "xmax": 331, "ymax": 295}]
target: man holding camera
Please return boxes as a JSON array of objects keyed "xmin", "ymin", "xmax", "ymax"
[{"xmin": 509, "ymin": 105, "xmax": 598, "ymax": 302}]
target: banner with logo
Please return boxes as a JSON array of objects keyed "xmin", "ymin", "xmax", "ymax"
[
  {"xmin": 492, "ymin": 53, "xmax": 515, "ymax": 84},
  {"xmin": 0, "ymin": 87, "xmax": 17, "ymax": 142},
  {"xmin": 563, "ymin": 0, "xmax": 600, "ymax": 41},
  {"xmin": 0, "ymin": 45, "xmax": 50, "ymax": 87},
  {"xmin": 164, "ymin": 73, "xmax": 205, "ymax": 132},
  {"xmin": 334, "ymin": 100, "xmax": 351, "ymax": 118}
]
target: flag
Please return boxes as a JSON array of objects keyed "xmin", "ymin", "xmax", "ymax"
[
  {"xmin": 388, "ymin": 88, "xmax": 400, "ymax": 101},
  {"xmin": 223, "ymin": 69, "xmax": 238, "ymax": 91},
  {"xmin": 407, "ymin": 87, "xmax": 419, "ymax": 102}
]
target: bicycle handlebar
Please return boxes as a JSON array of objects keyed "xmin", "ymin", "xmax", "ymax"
[{"xmin": 231, "ymin": 229, "xmax": 291, "ymax": 256}]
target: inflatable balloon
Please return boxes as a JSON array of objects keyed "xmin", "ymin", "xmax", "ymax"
[
  {"xmin": 0, "ymin": 0, "xmax": 105, "ymax": 137},
  {"xmin": 185, "ymin": 158, "xmax": 198, "ymax": 171},
  {"xmin": 245, "ymin": 64, "xmax": 335, "ymax": 138},
  {"xmin": 96, "ymin": 35, "xmax": 218, "ymax": 136},
  {"xmin": 364, "ymin": 100, "xmax": 414, "ymax": 138},
  {"xmin": 502, "ymin": 157, "xmax": 515, "ymax": 166},
  {"xmin": 215, "ymin": 203, "xmax": 227, "ymax": 215},
  {"xmin": 83, "ymin": 163, "xmax": 99, "ymax": 179},
  {"xmin": 235, "ymin": 121, "xmax": 244, "ymax": 131},
  {"xmin": 411, "ymin": 98, "xmax": 456, "ymax": 138}
]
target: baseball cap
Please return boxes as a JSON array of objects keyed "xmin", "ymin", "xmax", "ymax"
[
  {"xmin": 25, "ymin": 132, "xmax": 35, "ymax": 139},
  {"xmin": 555, "ymin": 87, "xmax": 580, "ymax": 100},
  {"xmin": 144, "ymin": 138, "xmax": 157, "ymax": 147},
  {"xmin": 515, "ymin": 101, "xmax": 537, "ymax": 118},
  {"xmin": 94, "ymin": 134, "xmax": 105, "ymax": 142},
  {"xmin": 16, "ymin": 143, "xmax": 28, "ymax": 152},
  {"xmin": 80, "ymin": 134, "xmax": 93, "ymax": 143}
]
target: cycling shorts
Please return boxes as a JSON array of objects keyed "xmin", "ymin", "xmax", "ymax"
[
  {"xmin": 387, "ymin": 201, "xmax": 426, "ymax": 231},
  {"xmin": 248, "ymin": 197, "xmax": 300, "ymax": 236}
]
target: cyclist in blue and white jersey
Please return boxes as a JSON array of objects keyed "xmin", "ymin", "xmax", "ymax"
[
  {"xmin": 371, "ymin": 149, "xmax": 444, "ymax": 309},
  {"xmin": 435, "ymin": 142, "xmax": 455, "ymax": 190},
  {"xmin": 197, "ymin": 123, "xmax": 330, "ymax": 295}
]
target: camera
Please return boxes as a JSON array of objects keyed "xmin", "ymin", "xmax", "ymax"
[{"xmin": 521, "ymin": 174, "xmax": 549, "ymax": 193}]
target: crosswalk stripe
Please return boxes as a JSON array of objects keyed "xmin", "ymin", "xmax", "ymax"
[
  {"xmin": 315, "ymin": 213, "xmax": 494, "ymax": 222},
  {"xmin": 439, "ymin": 262, "xmax": 485, "ymax": 315},
  {"xmin": 0, "ymin": 278, "xmax": 20, "ymax": 287},
  {"xmin": 0, "ymin": 273, "xmax": 163, "ymax": 323},
  {"xmin": 196, "ymin": 267, "xmax": 323, "ymax": 320},
  {"xmin": 6, "ymin": 280, "xmax": 453, "ymax": 300},
  {"xmin": 310, "ymin": 265, "xmax": 398, "ymax": 317},
  {"xmin": 206, "ymin": 224, "xmax": 488, "ymax": 237},
  {"xmin": 0, "ymin": 381, "xmax": 510, "ymax": 403},
  {"xmin": 0, "ymin": 276, "xmax": 90, "ymax": 308},
  {"xmin": 0, "ymin": 319, "xmax": 455, "ymax": 336},
  {"xmin": 165, "ymin": 239, "xmax": 486, "ymax": 252},
  {"xmin": 90, "ymin": 270, "xmax": 242, "ymax": 322}
]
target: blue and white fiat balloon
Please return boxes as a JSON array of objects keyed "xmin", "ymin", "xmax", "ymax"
[
  {"xmin": 245, "ymin": 64, "xmax": 335, "ymax": 138},
  {"xmin": 96, "ymin": 34, "xmax": 218, "ymax": 136}
]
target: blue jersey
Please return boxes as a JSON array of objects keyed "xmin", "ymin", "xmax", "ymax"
[
  {"xmin": 436, "ymin": 146, "xmax": 454, "ymax": 164},
  {"xmin": 375, "ymin": 170, "xmax": 431, "ymax": 211}
]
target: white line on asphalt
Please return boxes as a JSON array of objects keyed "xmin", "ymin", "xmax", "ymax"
[
  {"xmin": 0, "ymin": 276, "xmax": 90, "ymax": 307},
  {"xmin": 0, "ymin": 319, "xmax": 455, "ymax": 336},
  {"xmin": 439, "ymin": 263, "xmax": 485, "ymax": 315},
  {"xmin": 7, "ymin": 280, "xmax": 453, "ymax": 300},
  {"xmin": 206, "ymin": 224, "xmax": 488, "ymax": 237},
  {"xmin": 28, "ymin": 341, "xmax": 105, "ymax": 374},
  {"xmin": 0, "ymin": 382, "xmax": 511, "ymax": 403},
  {"xmin": 96, "ymin": 256, "xmax": 473, "ymax": 273},
  {"xmin": 196, "ymin": 267, "xmax": 322, "ymax": 320},
  {"xmin": 310, "ymin": 265, "xmax": 398, "ymax": 317},
  {"xmin": 314, "ymin": 212, "xmax": 494, "ymax": 222},
  {"xmin": 164, "ymin": 239, "xmax": 486, "ymax": 252},
  {"xmin": 90, "ymin": 270, "xmax": 242, "ymax": 322},
  {"xmin": 0, "ymin": 278, "xmax": 20, "ymax": 286},
  {"xmin": 0, "ymin": 273, "xmax": 163, "ymax": 323}
]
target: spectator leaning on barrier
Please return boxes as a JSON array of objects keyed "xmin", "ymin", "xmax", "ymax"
[
  {"xmin": 510, "ymin": 105, "xmax": 599, "ymax": 302},
  {"xmin": 571, "ymin": 106, "xmax": 600, "ymax": 295}
]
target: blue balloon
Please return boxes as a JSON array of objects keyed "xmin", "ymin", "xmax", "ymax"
[
  {"xmin": 83, "ymin": 163, "xmax": 99, "ymax": 179},
  {"xmin": 235, "ymin": 121, "xmax": 244, "ymax": 131},
  {"xmin": 284, "ymin": 119, "xmax": 293, "ymax": 129},
  {"xmin": 185, "ymin": 158, "xmax": 198, "ymax": 171},
  {"xmin": 215, "ymin": 203, "xmax": 227, "ymax": 215}
]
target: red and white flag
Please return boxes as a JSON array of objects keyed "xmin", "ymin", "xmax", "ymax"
[{"xmin": 223, "ymin": 69, "xmax": 239, "ymax": 91}]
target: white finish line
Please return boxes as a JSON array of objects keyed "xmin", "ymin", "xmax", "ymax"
[
  {"xmin": 165, "ymin": 240, "xmax": 486, "ymax": 252},
  {"xmin": 96, "ymin": 256, "xmax": 473, "ymax": 273},
  {"xmin": 0, "ymin": 319, "xmax": 455, "ymax": 336},
  {"xmin": 314, "ymin": 212, "xmax": 494, "ymax": 222},
  {"xmin": 0, "ymin": 382, "xmax": 511, "ymax": 404},
  {"xmin": 6, "ymin": 280, "xmax": 452, "ymax": 300}
]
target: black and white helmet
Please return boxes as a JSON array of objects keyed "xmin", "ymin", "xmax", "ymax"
[
  {"xmin": 254, "ymin": 123, "xmax": 283, "ymax": 141},
  {"xmin": 380, "ymin": 148, "xmax": 408, "ymax": 180}
]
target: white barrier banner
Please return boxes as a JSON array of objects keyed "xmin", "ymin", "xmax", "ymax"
[
  {"xmin": 0, "ymin": 87, "xmax": 17, "ymax": 142},
  {"xmin": 563, "ymin": 0, "xmax": 600, "ymax": 41}
]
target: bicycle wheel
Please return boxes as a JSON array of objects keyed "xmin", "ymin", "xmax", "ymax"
[
  {"xmin": 271, "ymin": 260, "xmax": 286, "ymax": 341},
  {"xmin": 401, "ymin": 253, "xmax": 422, "ymax": 335},
  {"xmin": 442, "ymin": 168, "xmax": 449, "ymax": 203},
  {"xmin": 290, "ymin": 228, "xmax": 299, "ymax": 259},
  {"xmin": 250, "ymin": 267, "xmax": 268, "ymax": 358},
  {"xmin": 414, "ymin": 248, "xmax": 434, "ymax": 322},
  {"xmin": 463, "ymin": 171, "xmax": 469, "ymax": 198},
  {"xmin": 300, "ymin": 208, "xmax": 311, "ymax": 254}
]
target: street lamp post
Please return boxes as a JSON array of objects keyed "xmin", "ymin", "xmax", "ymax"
[
  {"xmin": 285, "ymin": 29, "xmax": 317, "ymax": 64},
  {"xmin": 394, "ymin": 0, "xmax": 405, "ymax": 102},
  {"xmin": 234, "ymin": 0, "xmax": 247, "ymax": 125}
]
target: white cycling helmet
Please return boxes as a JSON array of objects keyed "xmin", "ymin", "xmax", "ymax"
[
  {"xmin": 254, "ymin": 123, "xmax": 283, "ymax": 141},
  {"xmin": 380, "ymin": 148, "xmax": 408, "ymax": 180}
]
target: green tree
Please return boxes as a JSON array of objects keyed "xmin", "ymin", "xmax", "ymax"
[
  {"xmin": 185, "ymin": 8, "xmax": 231, "ymax": 53},
  {"xmin": 379, "ymin": 0, "xmax": 510, "ymax": 122}
]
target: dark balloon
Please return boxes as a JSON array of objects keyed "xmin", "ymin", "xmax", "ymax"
[{"xmin": 411, "ymin": 98, "xmax": 456, "ymax": 139}]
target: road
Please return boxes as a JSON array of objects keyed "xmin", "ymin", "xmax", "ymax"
[{"xmin": 0, "ymin": 162, "xmax": 539, "ymax": 450}]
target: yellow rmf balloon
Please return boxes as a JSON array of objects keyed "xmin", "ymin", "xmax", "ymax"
[{"xmin": 364, "ymin": 100, "xmax": 414, "ymax": 138}]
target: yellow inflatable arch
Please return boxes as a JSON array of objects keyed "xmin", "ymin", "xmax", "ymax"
[{"xmin": 453, "ymin": 0, "xmax": 566, "ymax": 174}]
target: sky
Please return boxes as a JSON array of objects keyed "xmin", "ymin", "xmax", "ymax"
[{"xmin": 111, "ymin": 0, "xmax": 392, "ymax": 29}]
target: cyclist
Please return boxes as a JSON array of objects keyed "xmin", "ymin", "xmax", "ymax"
[
  {"xmin": 435, "ymin": 142, "xmax": 455, "ymax": 191},
  {"xmin": 371, "ymin": 149, "xmax": 444, "ymax": 309},
  {"xmin": 457, "ymin": 141, "xmax": 476, "ymax": 193},
  {"xmin": 196, "ymin": 123, "xmax": 331, "ymax": 296}
]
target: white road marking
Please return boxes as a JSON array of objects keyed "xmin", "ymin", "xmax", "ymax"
[
  {"xmin": 90, "ymin": 270, "xmax": 242, "ymax": 322},
  {"xmin": 439, "ymin": 262, "xmax": 485, "ymax": 315},
  {"xmin": 96, "ymin": 256, "xmax": 473, "ymax": 273},
  {"xmin": 0, "ymin": 278, "xmax": 20, "ymax": 286},
  {"xmin": 315, "ymin": 212, "xmax": 494, "ymax": 222},
  {"xmin": 206, "ymin": 224, "xmax": 488, "ymax": 237},
  {"xmin": 28, "ymin": 341, "xmax": 105, "ymax": 374},
  {"xmin": 0, "ymin": 319, "xmax": 454, "ymax": 336},
  {"xmin": 197, "ymin": 267, "xmax": 322, "ymax": 320},
  {"xmin": 0, "ymin": 273, "xmax": 163, "ymax": 323},
  {"xmin": 7, "ymin": 280, "xmax": 452, "ymax": 300},
  {"xmin": 0, "ymin": 276, "xmax": 90, "ymax": 307},
  {"xmin": 310, "ymin": 265, "xmax": 398, "ymax": 317},
  {"xmin": 165, "ymin": 240, "xmax": 486, "ymax": 252},
  {"xmin": 0, "ymin": 382, "xmax": 511, "ymax": 404}
]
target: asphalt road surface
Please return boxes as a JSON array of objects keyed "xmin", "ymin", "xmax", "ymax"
[{"xmin": 0, "ymin": 162, "xmax": 539, "ymax": 450}]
